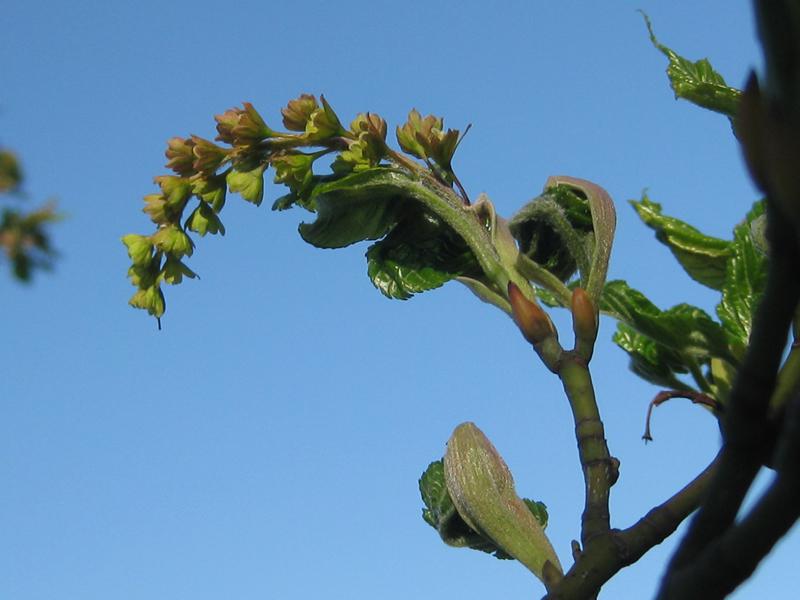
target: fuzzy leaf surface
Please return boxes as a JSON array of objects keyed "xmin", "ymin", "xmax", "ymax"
[{"xmin": 419, "ymin": 460, "xmax": 549, "ymax": 562}]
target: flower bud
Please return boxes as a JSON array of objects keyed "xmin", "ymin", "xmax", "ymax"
[
  {"xmin": 281, "ymin": 94, "xmax": 319, "ymax": 132},
  {"xmin": 165, "ymin": 137, "xmax": 196, "ymax": 176},
  {"xmin": 190, "ymin": 135, "xmax": 229, "ymax": 174}
]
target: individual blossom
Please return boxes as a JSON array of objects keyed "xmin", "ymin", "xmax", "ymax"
[
  {"xmin": 214, "ymin": 102, "xmax": 274, "ymax": 147},
  {"xmin": 271, "ymin": 152, "xmax": 316, "ymax": 195},
  {"xmin": 165, "ymin": 137, "xmax": 196, "ymax": 176},
  {"xmin": 190, "ymin": 135, "xmax": 229, "ymax": 174},
  {"xmin": 281, "ymin": 94, "xmax": 319, "ymax": 131},
  {"xmin": 304, "ymin": 96, "xmax": 345, "ymax": 141}
]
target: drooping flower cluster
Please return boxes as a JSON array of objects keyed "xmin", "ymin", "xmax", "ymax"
[{"xmin": 123, "ymin": 95, "xmax": 466, "ymax": 324}]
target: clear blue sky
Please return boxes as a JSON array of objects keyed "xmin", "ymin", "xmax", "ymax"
[{"xmin": 2, "ymin": 2, "xmax": 793, "ymax": 599}]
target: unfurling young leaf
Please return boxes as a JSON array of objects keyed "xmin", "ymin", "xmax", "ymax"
[
  {"xmin": 509, "ymin": 185, "xmax": 592, "ymax": 283},
  {"xmin": 419, "ymin": 458, "xmax": 549, "ymax": 561},
  {"xmin": 443, "ymin": 422, "xmax": 562, "ymax": 580},
  {"xmin": 509, "ymin": 175, "xmax": 615, "ymax": 299}
]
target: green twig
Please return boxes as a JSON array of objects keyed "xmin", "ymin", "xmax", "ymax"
[{"xmin": 557, "ymin": 353, "xmax": 615, "ymax": 546}]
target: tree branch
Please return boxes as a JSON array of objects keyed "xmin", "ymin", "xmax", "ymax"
[
  {"xmin": 542, "ymin": 451, "xmax": 719, "ymax": 599},
  {"xmin": 656, "ymin": 203, "xmax": 800, "ymax": 595}
]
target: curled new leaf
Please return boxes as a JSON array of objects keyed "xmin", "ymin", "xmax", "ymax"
[
  {"xmin": 298, "ymin": 168, "xmax": 408, "ymax": 249},
  {"xmin": 509, "ymin": 175, "xmax": 616, "ymax": 297},
  {"xmin": 419, "ymin": 459, "xmax": 549, "ymax": 561}
]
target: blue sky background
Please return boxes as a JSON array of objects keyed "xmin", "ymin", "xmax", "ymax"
[{"xmin": 1, "ymin": 2, "xmax": 794, "ymax": 599}]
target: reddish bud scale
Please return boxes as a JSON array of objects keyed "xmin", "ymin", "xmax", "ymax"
[
  {"xmin": 508, "ymin": 282, "xmax": 556, "ymax": 345},
  {"xmin": 571, "ymin": 287, "xmax": 598, "ymax": 345}
]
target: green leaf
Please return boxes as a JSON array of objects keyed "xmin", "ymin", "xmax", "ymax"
[
  {"xmin": 298, "ymin": 168, "xmax": 410, "ymax": 248},
  {"xmin": 631, "ymin": 194, "xmax": 731, "ymax": 290},
  {"xmin": 644, "ymin": 13, "xmax": 742, "ymax": 118},
  {"xmin": 366, "ymin": 211, "xmax": 479, "ymax": 300},
  {"xmin": 613, "ymin": 323, "xmax": 692, "ymax": 390},
  {"xmin": 522, "ymin": 499, "xmax": 549, "ymax": 530},
  {"xmin": 601, "ymin": 280, "xmax": 735, "ymax": 364},
  {"xmin": 717, "ymin": 212, "xmax": 768, "ymax": 346},
  {"xmin": 226, "ymin": 164, "xmax": 266, "ymax": 206},
  {"xmin": 419, "ymin": 460, "xmax": 497, "ymax": 554}
]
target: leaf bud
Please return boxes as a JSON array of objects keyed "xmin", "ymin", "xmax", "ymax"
[
  {"xmin": 571, "ymin": 287, "xmax": 598, "ymax": 348},
  {"xmin": 508, "ymin": 281, "xmax": 557, "ymax": 345},
  {"xmin": 444, "ymin": 422, "xmax": 562, "ymax": 581}
]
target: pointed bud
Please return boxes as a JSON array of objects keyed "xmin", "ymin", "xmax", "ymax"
[
  {"xmin": 508, "ymin": 281, "xmax": 556, "ymax": 345},
  {"xmin": 444, "ymin": 422, "xmax": 562, "ymax": 581},
  {"xmin": 571, "ymin": 287, "xmax": 598, "ymax": 349}
]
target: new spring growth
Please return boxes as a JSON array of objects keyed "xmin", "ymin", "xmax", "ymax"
[
  {"xmin": 444, "ymin": 422, "xmax": 563, "ymax": 582},
  {"xmin": 508, "ymin": 281, "xmax": 556, "ymax": 345},
  {"xmin": 571, "ymin": 287, "xmax": 598, "ymax": 361}
]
